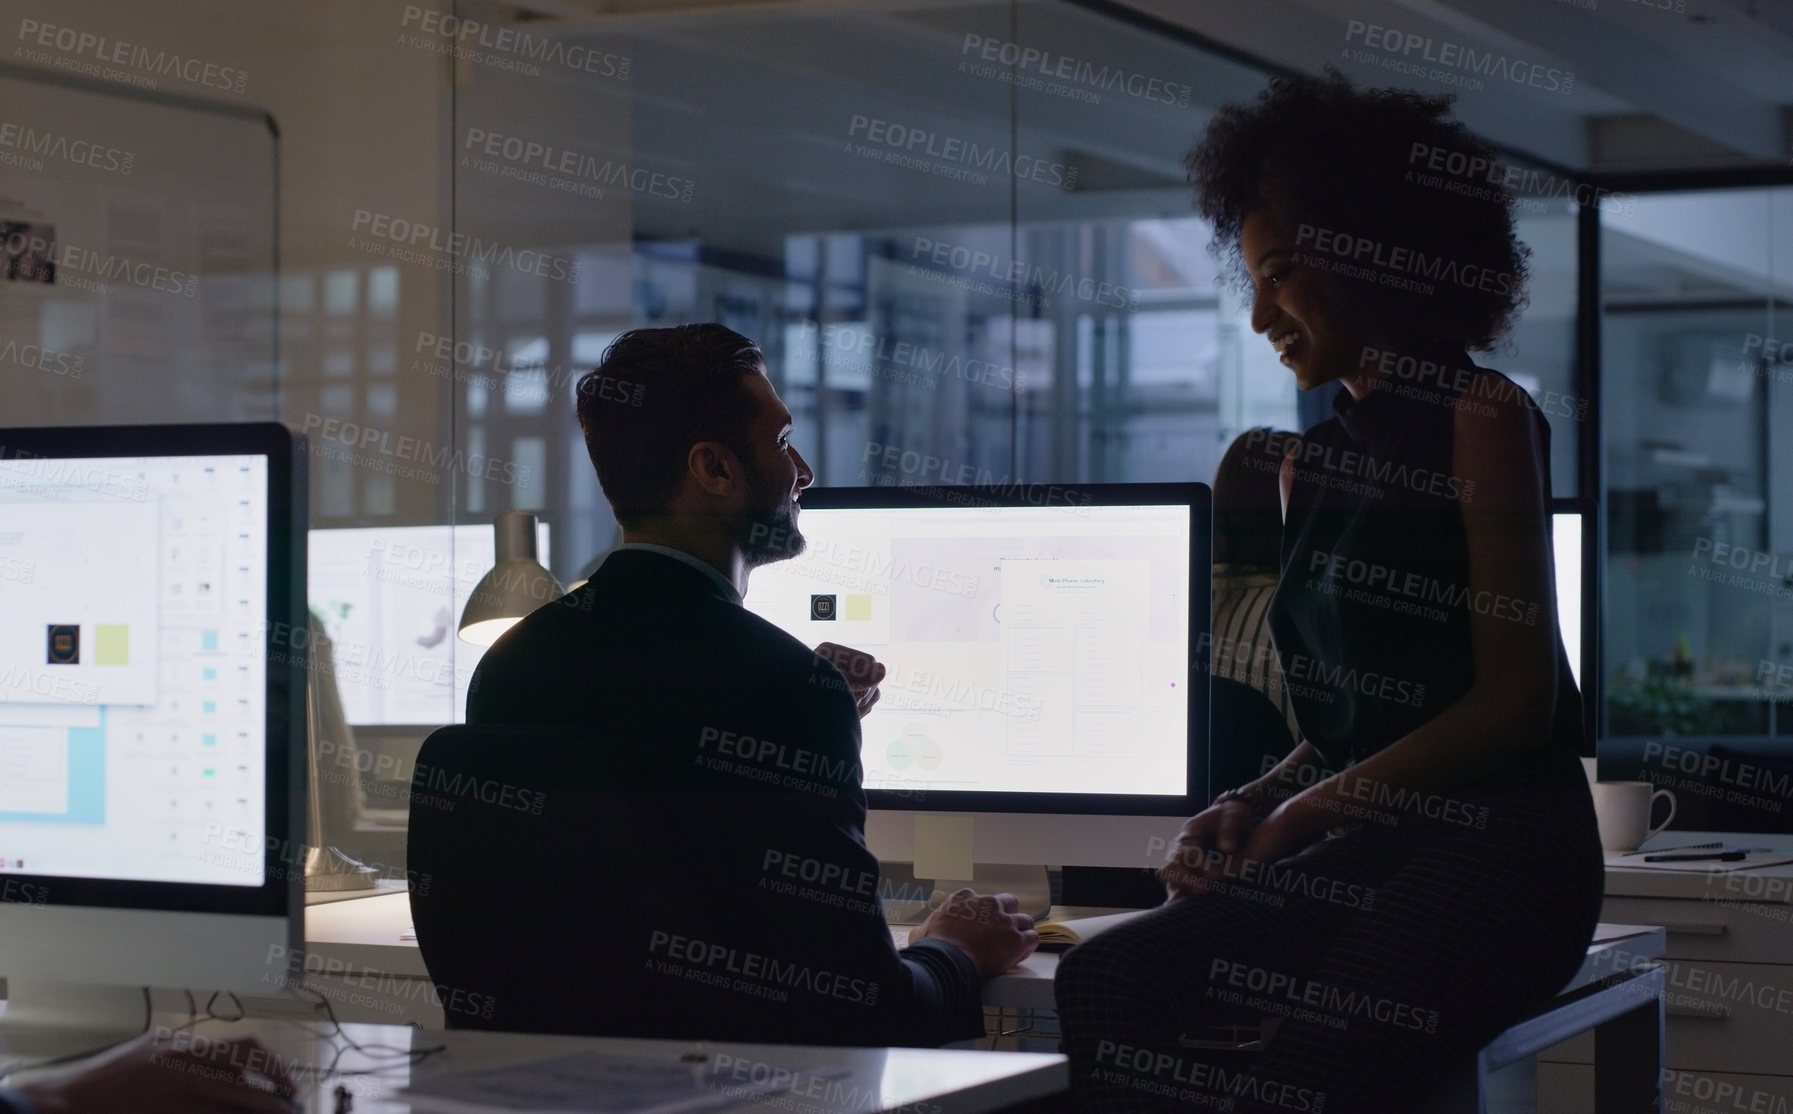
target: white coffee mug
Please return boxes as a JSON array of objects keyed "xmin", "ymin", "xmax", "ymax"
[{"xmin": 1592, "ymin": 780, "xmax": 1677, "ymax": 852}]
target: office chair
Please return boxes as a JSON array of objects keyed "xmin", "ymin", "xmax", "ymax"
[
  {"xmin": 407, "ymin": 723, "xmax": 777, "ymax": 1038},
  {"xmin": 304, "ymin": 617, "xmax": 379, "ymax": 890}
]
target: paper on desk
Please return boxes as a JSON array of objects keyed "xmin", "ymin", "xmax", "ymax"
[
  {"xmin": 399, "ymin": 1051, "xmax": 849, "ymax": 1114},
  {"xmin": 1605, "ymin": 851, "xmax": 1793, "ymax": 873}
]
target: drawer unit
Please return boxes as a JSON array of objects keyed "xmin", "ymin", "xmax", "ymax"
[
  {"xmin": 1603, "ymin": 894, "xmax": 1793, "ymax": 966},
  {"xmin": 1541, "ymin": 1063, "xmax": 1793, "ymax": 1114},
  {"xmin": 1534, "ymin": 961, "xmax": 1785, "ymax": 1076},
  {"xmin": 1654, "ymin": 958, "xmax": 1793, "ymax": 1075},
  {"xmin": 1542, "ymin": 883, "xmax": 1793, "ymax": 1085}
]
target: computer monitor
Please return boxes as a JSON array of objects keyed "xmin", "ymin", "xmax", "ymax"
[
  {"xmin": 0, "ymin": 423, "xmax": 304, "ymax": 1062},
  {"xmin": 306, "ymin": 522, "xmax": 549, "ymax": 727},
  {"xmin": 741, "ymin": 482, "xmax": 1210, "ymax": 892},
  {"xmin": 1551, "ymin": 497, "xmax": 1597, "ymax": 748},
  {"xmin": 1552, "ymin": 505, "xmax": 1585, "ymax": 691}
]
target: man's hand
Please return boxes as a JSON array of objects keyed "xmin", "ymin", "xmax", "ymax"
[
  {"xmin": 815, "ymin": 642, "xmax": 884, "ymax": 718},
  {"xmin": 14, "ymin": 1031, "xmax": 299, "ymax": 1114},
  {"xmin": 909, "ymin": 888, "xmax": 1039, "ymax": 979},
  {"xmin": 1158, "ymin": 797, "xmax": 1259, "ymax": 901}
]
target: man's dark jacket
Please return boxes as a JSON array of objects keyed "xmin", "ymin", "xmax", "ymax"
[{"xmin": 463, "ymin": 547, "xmax": 982, "ymax": 1046}]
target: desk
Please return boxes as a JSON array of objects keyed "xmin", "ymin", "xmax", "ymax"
[
  {"xmin": 301, "ymin": 895, "xmax": 1068, "ymax": 1023},
  {"xmin": 307, "ymin": 897, "xmax": 1663, "ymax": 1022},
  {"xmin": 886, "ymin": 923, "xmax": 1061, "ymax": 1015},
  {"xmin": 9, "ymin": 1016, "xmax": 1065, "ymax": 1114},
  {"xmin": 1539, "ymin": 831, "xmax": 1793, "ymax": 1112},
  {"xmin": 304, "ymin": 897, "xmax": 1666, "ymax": 1108}
]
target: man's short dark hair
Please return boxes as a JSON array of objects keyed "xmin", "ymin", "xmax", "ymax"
[{"xmin": 576, "ymin": 324, "xmax": 765, "ymax": 524}]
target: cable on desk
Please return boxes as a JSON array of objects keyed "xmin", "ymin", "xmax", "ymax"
[
  {"xmin": 101, "ymin": 980, "xmax": 445, "ymax": 1107},
  {"xmin": 205, "ymin": 990, "xmax": 248, "ymax": 1023},
  {"xmin": 287, "ymin": 981, "xmax": 447, "ymax": 1079},
  {"xmin": 0, "ymin": 981, "xmax": 445, "ymax": 1114}
]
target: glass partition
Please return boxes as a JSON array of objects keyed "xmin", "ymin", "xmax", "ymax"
[
  {"xmin": 0, "ymin": 60, "xmax": 276, "ymax": 426},
  {"xmin": 1599, "ymin": 187, "xmax": 1793, "ymax": 829},
  {"xmin": 443, "ymin": 0, "xmax": 1296, "ymax": 589}
]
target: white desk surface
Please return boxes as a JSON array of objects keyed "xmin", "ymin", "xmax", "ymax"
[
  {"xmin": 309, "ymin": 896, "xmax": 1665, "ymax": 1014},
  {"xmin": 305, "ymin": 894, "xmax": 1073, "ymax": 1008},
  {"xmin": 306, "ymin": 890, "xmax": 430, "ymax": 978},
  {"xmin": 12, "ymin": 1016, "xmax": 1065, "ymax": 1114},
  {"xmin": 1602, "ymin": 831, "xmax": 1793, "ymax": 900}
]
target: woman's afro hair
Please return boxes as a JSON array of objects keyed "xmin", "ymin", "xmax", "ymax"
[{"xmin": 1187, "ymin": 68, "xmax": 1530, "ymax": 352}]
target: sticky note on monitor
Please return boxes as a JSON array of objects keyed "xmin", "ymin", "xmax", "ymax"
[
  {"xmin": 843, "ymin": 594, "xmax": 872, "ymax": 620},
  {"xmin": 913, "ymin": 815, "xmax": 975, "ymax": 882},
  {"xmin": 95, "ymin": 625, "xmax": 130, "ymax": 665}
]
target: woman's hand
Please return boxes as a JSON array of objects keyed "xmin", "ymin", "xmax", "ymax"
[
  {"xmin": 1159, "ymin": 791, "xmax": 1343, "ymax": 901},
  {"xmin": 1157, "ymin": 797, "xmax": 1259, "ymax": 901},
  {"xmin": 1236, "ymin": 800, "xmax": 1329, "ymax": 870}
]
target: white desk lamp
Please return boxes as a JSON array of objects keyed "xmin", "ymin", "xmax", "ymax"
[{"xmin": 457, "ymin": 510, "xmax": 564, "ymax": 646}]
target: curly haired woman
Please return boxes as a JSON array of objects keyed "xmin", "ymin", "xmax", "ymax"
[{"xmin": 1054, "ymin": 71, "xmax": 1603, "ymax": 1114}]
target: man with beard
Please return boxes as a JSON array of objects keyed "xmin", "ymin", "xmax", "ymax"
[{"xmin": 464, "ymin": 324, "xmax": 1035, "ymax": 1047}]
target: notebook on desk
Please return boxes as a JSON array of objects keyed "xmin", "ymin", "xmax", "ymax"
[
  {"xmin": 1604, "ymin": 851, "xmax": 1793, "ymax": 873},
  {"xmin": 1033, "ymin": 909, "xmax": 1148, "ymax": 950},
  {"xmin": 401, "ymin": 1049, "xmax": 847, "ymax": 1114},
  {"xmin": 890, "ymin": 909, "xmax": 1149, "ymax": 952}
]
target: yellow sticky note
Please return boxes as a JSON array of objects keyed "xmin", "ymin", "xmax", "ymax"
[
  {"xmin": 913, "ymin": 815, "xmax": 975, "ymax": 882},
  {"xmin": 95, "ymin": 625, "xmax": 129, "ymax": 666},
  {"xmin": 843, "ymin": 594, "xmax": 873, "ymax": 620}
]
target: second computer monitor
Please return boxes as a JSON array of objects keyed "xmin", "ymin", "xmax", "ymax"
[
  {"xmin": 307, "ymin": 522, "xmax": 549, "ymax": 727},
  {"xmin": 743, "ymin": 482, "xmax": 1210, "ymax": 813}
]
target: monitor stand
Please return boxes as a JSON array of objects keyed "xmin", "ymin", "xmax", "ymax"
[
  {"xmin": 0, "ymin": 980, "xmax": 147, "ymax": 1073},
  {"xmin": 303, "ymin": 846, "xmax": 380, "ymax": 892},
  {"xmin": 936, "ymin": 863, "xmax": 1053, "ymax": 921},
  {"xmin": 878, "ymin": 862, "xmax": 1052, "ymax": 924},
  {"xmin": 876, "ymin": 814, "xmax": 1055, "ymax": 923}
]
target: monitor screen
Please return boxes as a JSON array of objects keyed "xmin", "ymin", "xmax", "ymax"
[
  {"xmin": 743, "ymin": 489, "xmax": 1200, "ymax": 801},
  {"xmin": 307, "ymin": 523, "xmax": 549, "ymax": 726},
  {"xmin": 0, "ymin": 452, "xmax": 270, "ymax": 886},
  {"xmin": 1553, "ymin": 509, "xmax": 1583, "ymax": 691}
]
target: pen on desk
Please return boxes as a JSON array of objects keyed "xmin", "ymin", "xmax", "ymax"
[
  {"xmin": 1642, "ymin": 851, "xmax": 1748, "ymax": 863},
  {"xmin": 1621, "ymin": 841, "xmax": 1720, "ymax": 857}
]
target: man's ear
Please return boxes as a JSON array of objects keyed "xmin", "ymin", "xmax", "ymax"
[{"xmin": 686, "ymin": 440, "xmax": 740, "ymax": 499}]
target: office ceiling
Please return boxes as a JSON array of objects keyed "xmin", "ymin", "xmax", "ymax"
[
  {"xmin": 497, "ymin": 0, "xmax": 1793, "ymax": 175},
  {"xmin": 451, "ymin": 0, "xmax": 1793, "ymax": 288},
  {"xmin": 1113, "ymin": 0, "xmax": 1793, "ymax": 173}
]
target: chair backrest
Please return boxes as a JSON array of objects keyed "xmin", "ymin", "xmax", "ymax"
[
  {"xmin": 1209, "ymin": 675, "xmax": 1299, "ymax": 796},
  {"xmin": 307, "ymin": 618, "xmax": 367, "ymax": 850},
  {"xmin": 405, "ymin": 723, "xmax": 735, "ymax": 1036}
]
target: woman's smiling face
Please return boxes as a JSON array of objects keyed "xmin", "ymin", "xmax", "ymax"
[{"xmin": 1240, "ymin": 208, "xmax": 1373, "ymax": 392}]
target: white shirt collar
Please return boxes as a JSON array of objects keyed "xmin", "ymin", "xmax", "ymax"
[{"xmin": 612, "ymin": 542, "xmax": 743, "ymax": 606}]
